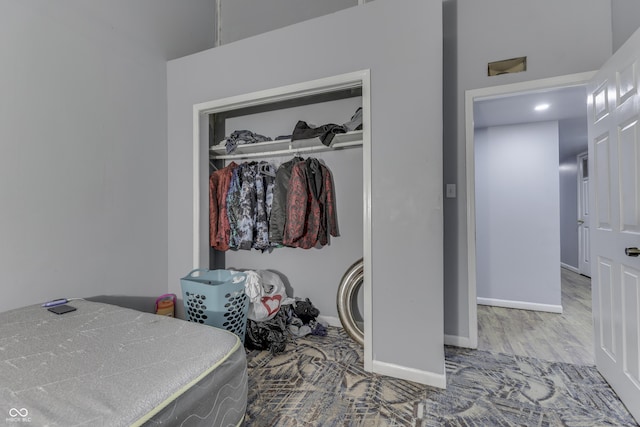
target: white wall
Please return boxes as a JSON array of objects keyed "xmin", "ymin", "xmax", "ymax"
[
  {"xmin": 475, "ymin": 122, "xmax": 561, "ymax": 309},
  {"xmin": 168, "ymin": 0, "xmax": 444, "ymax": 381},
  {"xmin": 218, "ymin": 0, "xmax": 358, "ymax": 45},
  {"xmin": 0, "ymin": 1, "xmax": 215, "ymax": 312},
  {"xmin": 443, "ymin": 0, "xmax": 612, "ymax": 341}
]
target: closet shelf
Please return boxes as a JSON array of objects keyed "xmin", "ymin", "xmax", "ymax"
[{"xmin": 210, "ymin": 130, "xmax": 363, "ymax": 160}]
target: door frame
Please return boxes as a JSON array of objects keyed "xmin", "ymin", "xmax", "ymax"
[
  {"xmin": 577, "ymin": 151, "xmax": 591, "ymax": 277},
  {"xmin": 464, "ymin": 71, "xmax": 596, "ymax": 347}
]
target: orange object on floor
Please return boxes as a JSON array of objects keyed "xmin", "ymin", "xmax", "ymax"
[{"xmin": 155, "ymin": 293, "xmax": 176, "ymax": 317}]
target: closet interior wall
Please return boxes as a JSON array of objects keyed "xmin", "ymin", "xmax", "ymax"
[{"xmin": 208, "ymin": 92, "xmax": 364, "ymax": 320}]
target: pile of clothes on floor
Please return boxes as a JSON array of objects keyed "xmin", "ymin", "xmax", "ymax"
[{"xmin": 243, "ymin": 270, "xmax": 327, "ymax": 354}]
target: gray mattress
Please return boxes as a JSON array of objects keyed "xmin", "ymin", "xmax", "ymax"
[{"xmin": 0, "ymin": 300, "xmax": 247, "ymax": 426}]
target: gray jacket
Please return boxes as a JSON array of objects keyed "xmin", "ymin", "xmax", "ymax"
[{"xmin": 268, "ymin": 157, "xmax": 303, "ymax": 245}]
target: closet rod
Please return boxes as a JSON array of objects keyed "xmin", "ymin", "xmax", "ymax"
[{"xmin": 210, "ymin": 140, "xmax": 362, "ymax": 160}]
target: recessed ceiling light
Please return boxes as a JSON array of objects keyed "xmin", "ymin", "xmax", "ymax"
[{"xmin": 534, "ymin": 103, "xmax": 550, "ymax": 111}]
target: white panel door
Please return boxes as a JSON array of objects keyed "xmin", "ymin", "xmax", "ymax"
[
  {"xmin": 587, "ymin": 28, "xmax": 640, "ymax": 422},
  {"xmin": 578, "ymin": 152, "xmax": 591, "ymax": 277}
]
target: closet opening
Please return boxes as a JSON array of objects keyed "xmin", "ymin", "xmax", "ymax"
[{"xmin": 192, "ymin": 70, "xmax": 374, "ymax": 371}]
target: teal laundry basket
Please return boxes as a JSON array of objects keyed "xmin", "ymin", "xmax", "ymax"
[{"xmin": 180, "ymin": 269, "xmax": 249, "ymax": 343}]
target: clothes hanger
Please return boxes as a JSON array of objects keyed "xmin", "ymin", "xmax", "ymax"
[
  {"xmin": 258, "ymin": 161, "xmax": 276, "ymax": 177},
  {"xmin": 291, "ymin": 149, "xmax": 304, "ymax": 162}
]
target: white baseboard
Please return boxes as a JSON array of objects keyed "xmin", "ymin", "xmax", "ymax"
[
  {"xmin": 318, "ymin": 315, "xmax": 342, "ymax": 328},
  {"xmin": 561, "ymin": 263, "xmax": 579, "ymax": 274},
  {"xmin": 444, "ymin": 334, "xmax": 474, "ymax": 348},
  {"xmin": 321, "ymin": 316, "xmax": 447, "ymax": 388},
  {"xmin": 372, "ymin": 360, "xmax": 446, "ymax": 389},
  {"xmin": 477, "ymin": 297, "xmax": 563, "ymax": 314}
]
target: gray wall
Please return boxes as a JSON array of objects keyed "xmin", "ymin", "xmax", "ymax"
[
  {"xmin": 443, "ymin": 0, "xmax": 612, "ymax": 341},
  {"xmin": 218, "ymin": 0, "xmax": 358, "ymax": 45},
  {"xmin": 0, "ymin": 1, "xmax": 215, "ymax": 312},
  {"xmin": 475, "ymin": 122, "xmax": 561, "ymax": 308},
  {"xmin": 168, "ymin": 0, "xmax": 444, "ymax": 378},
  {"xmin": 560, "ymin": 157, "xmax": 579, "ymax": 270},
  {"xmin": 612, "ymin": 0, "xmax": 640, "ymax": 52}
]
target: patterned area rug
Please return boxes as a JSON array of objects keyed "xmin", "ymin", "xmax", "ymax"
[{"xmin": 245, "ymin": 327, "xmax": 638, "ymax": 426}]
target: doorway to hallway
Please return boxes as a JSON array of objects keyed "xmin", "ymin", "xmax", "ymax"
[{"xmin": 465, "ymin": 72, "xmax": 595, "ymax": 359}]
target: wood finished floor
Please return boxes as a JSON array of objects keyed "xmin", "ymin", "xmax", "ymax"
[{"xmin": 477, "ymin": 267, "xmax": 594, "ymax": 366}]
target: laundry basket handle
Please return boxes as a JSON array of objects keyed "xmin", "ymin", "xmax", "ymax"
[{"xmin": 184, "ymin": 268, "xmax": 210, "ymax": 279}]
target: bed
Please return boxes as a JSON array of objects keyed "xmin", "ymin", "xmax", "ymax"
[{"xmin": 0, "ymin": 300, "xmax": 247, "ymax": 426}]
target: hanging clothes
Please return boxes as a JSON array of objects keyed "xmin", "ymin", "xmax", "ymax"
[
  {"xmin": 237, "ymin": 162, "xmax": 258, "ymax": 250},
  {"xmin": 212, "ymin": 157, "xmax": 339, "ymax": 251},
  {"xmin": 283, "ymin": 158, "xmax": 339, "ymax": 249},
  {"xmin": 263, "ymin": 162, "xmax": 276, "ymax": 220},
  {"xmin": 226, "ymin": 163, "xmax": 243, "ymax": 249},
  {"xmin": 268, "ymin": 156, "xmax": 303, "ymax": 246},
  {"xmin": 253, "ymin": 161, "xmax": 276, "ymax": 251},
  {"xmin": 225, "ymin": 161, "xmax": 277, "ymax": 251},
  {"xmin": 209, "ymin": 162, "xmax": 238, "ymax": 251}
]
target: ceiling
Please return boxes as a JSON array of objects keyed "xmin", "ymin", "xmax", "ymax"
[{"xmin": 473, "ymin": 85, "xmax": 589, "ymax": 161}]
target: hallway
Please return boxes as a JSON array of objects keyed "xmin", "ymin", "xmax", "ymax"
[{"xmin": 477, "ymin": 268, "xmax": 593, "ymax": 365}]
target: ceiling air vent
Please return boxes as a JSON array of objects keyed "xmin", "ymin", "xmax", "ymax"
[{"xmin": 488, "ymin": 56, "xmax": 527, "ymax": 76}]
